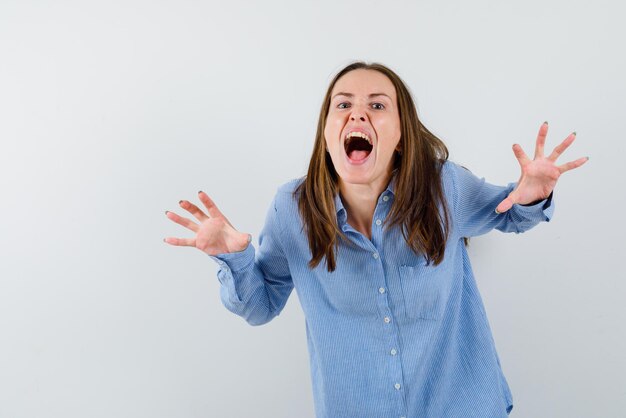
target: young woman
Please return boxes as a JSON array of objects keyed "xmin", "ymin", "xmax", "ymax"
[{"xmin": 164, "ymin": 62, "xmax": 587, "ymax": 417}]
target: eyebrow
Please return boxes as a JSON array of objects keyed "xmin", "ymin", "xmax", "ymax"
[{"xmin": 331, "ymin": 92, "xmax": 392, "ymax": 100}]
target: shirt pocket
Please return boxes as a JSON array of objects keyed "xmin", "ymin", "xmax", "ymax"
[{"xmin": 398, "ymin": 262, "xmax": 447, "ymax": 320}]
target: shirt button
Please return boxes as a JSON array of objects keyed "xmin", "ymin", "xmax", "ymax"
[
  {"xmin": 394, "ymin": 383, "xmax": 401, "ymax": 390},
  {"xmin": 379, "ymin": 287, "xmax": 385, "ymax": 294},
  {"xmin": 375, "ymin": 219, "xmax": 382, "ymax": 226},
  {"xmin": 372, "ymin": 252, "xmax": 379, "ymax": 259},
  {"xmin": 383, "ymin": 195, "xmax": 389, "ymax": 202},
  {"xmin": 390, "ymin": 348, "xmax": 397, "ymax": 355},
  {"xmin": 384, "ymin": 316, "xmax": 391, "ymax": 323}
]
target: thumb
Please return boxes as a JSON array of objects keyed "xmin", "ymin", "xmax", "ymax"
[{"xmin": 495, "ymin": 194, "xmax": 516, "ymax": 214}]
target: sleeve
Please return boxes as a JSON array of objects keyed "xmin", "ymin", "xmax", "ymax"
[
  {"xmin": 207, "ymin": 192, "xmax": 294, "ymax": 326},
  {"xmin": 448, "ymin": 161, "xmax": 555, "ymax": 238}
]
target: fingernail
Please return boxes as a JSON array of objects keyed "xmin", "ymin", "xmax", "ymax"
[
  {"xmin": 179, "ymin": 200, "xmax": 183, "ymax": 204},
  {"xmin": 572, "ymin": 131, "xmax": 577, "ymax": 136},
  {"xmin": 495, "ymin": 208, "xmax": 500, "ymax": 214},
  {"xmin": 165, "ymin": 210, "xmax": 169, "ymax": 215},
  {"xmin": 586, "ymin": 156, "xmax": 590, "ymax": 160},
  {"xmin": 543, "ymin": 121, "xmax": 548, "ymax": 126},
  {"xmin": 198, "ymin": 190, "xmax": 203, "ymax": 194},
  {"xmin": 163, "ymin": 238, "xmax": 166, "ymax": 242}
]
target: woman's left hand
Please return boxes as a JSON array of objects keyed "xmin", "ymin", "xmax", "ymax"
[{"xmin": 495, "ymin": 122, "xmax": 589, "ymax": 213}]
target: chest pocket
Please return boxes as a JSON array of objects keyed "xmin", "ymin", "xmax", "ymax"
[{"xmin": 398, "ymin": 262, "xmax": 449, "ymax": 320}]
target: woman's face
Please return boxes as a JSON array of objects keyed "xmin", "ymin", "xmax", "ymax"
[{"xmin": 324, "ymin": 69, "xmax": 401, "ymax": 188}]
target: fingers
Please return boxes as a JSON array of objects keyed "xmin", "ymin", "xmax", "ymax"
[
  {"xmin": 198, "ymin": 191, "xmax": 234, "ymax": 228},
  {"xmin": 558, "ymin": 156, "xmax": 589, "ymax": 174},
  {"xmin": 179, "ymin": 198, "xmax": 210, "ymax": 223},
  {"xmin": 512, "ymin": 143, "xmax": 531, "ymax": 166},
  {"xmin": 163, "ymin": 192, "xmax": 235, "ymax": 249},
  {"xmin": 165, "ymin": 210, "xmax": 200, "ymax": 233},
  {"xmin": 534, "ymin": 122, "xmax": 549, "ymax": 159},
  {"xmin": 548, "ymin": 132, "xmax": 576, "ymax": 161},
  {"xmin": 198, "ymin": 191, "xmax": 225, "ymax": 218},
  {"xmin": 163, "ymin": 236, "xmax": 196, "ymax": 247}
]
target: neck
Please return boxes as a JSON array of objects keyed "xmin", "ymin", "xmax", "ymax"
[{"xmin": 338, "ymin": 170, "xmax": 394, "ymax": 240}]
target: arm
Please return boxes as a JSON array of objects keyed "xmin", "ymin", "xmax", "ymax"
[
  {"xmin": 451, "ymin": 122, "xmax": 588, "ymax": 237},
  {"xmin": 208, "ymin": 193, "xmax": 294, "ymax": 326},
  {"xmin": 449, "ymin": 161, "xmax": 554, "ymax": 237}
]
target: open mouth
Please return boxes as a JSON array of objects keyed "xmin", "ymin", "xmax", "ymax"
[{"xmin": 344, "ymin": 133, "xmax": 373, "ymax": 163}]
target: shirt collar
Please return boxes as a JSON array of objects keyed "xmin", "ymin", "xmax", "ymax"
[{"xmin": 334, "ymin": 169, "xmax": 398, "ymax": 220}]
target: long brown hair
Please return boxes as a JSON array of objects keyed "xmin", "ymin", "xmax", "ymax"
[{"xmin": 295, "ymin": 61, "xmax": 452, "ymax": 272}]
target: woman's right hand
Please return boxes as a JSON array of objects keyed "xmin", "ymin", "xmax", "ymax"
[{"xmin": 164, "ymin": 191, "xmax": 250, "ymax": 256}]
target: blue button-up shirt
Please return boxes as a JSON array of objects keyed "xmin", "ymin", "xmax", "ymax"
[{"xmin": 209, "ymin": 160, "xmax": 554, "ymax": 418}]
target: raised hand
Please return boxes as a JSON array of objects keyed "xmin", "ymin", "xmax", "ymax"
[
  {"xmin": 495, "ymin": 122, "xmax": 589, "ymax": 214},
  {"xmin": 164, "ymin": 191, "xmax": 250, "ymax": 256}
]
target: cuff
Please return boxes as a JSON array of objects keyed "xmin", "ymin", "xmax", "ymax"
[
  {"xmin": 208, "ymin": 243, "xmax": 255, "ymax": 273},
  {"xmin": 513, "ymin": 190, "xmax": 555, "ymax": 221}
]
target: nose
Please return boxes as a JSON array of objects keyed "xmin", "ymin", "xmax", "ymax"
[{"xmin": 350, "ymin": 109, "xmax": 367, "ymax": 122}]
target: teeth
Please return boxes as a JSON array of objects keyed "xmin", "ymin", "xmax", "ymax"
[{"xmin": 345, "ymin": 131, "xmax": 372, "ymax": 145}]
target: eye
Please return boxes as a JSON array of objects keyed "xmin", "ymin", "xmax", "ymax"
[
  {"xmin": 337, "ymin": 102, "xmax": 350, "ymax": 109},
  {"xmin": 372, "ymin": 103, "xmax": 385, "ymax": 110}
]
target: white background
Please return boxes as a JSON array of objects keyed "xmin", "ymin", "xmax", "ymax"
[{"xmin": 1, "ymin": 1, "xmax": 624, "ymax": 417}]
